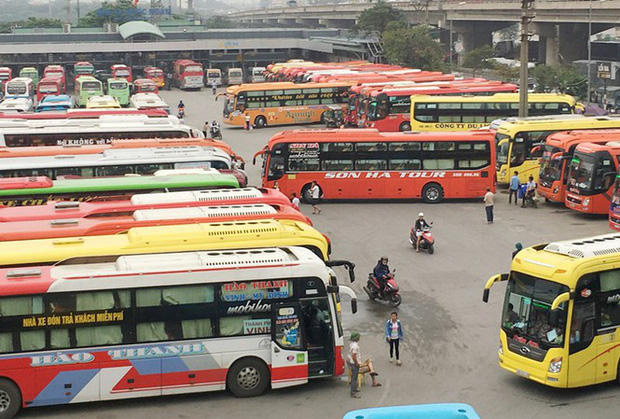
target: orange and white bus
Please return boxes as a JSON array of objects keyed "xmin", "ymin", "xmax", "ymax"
[
  {"xmin": 254, "ymin": 128, "xmax": 495, "ymax": 203},
  {"xmin": 223, "ymin": 82, "xmax": 350, "ymax": 128}
]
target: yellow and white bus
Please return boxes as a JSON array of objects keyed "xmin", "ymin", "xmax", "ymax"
[
  {"xmin": 483, "ymin": 232, "xmax": 620, "ymax": 388},
  {"xmin": 222, "ymin": 82, "xmax": 350, "ymax": 128},
  {"xmin": 409, "ymin": 93, "xmax": 581, "ymax": 133},
  {"xmin": 495, "ymin": 115, "xmax": 620, "ymax": 184}
]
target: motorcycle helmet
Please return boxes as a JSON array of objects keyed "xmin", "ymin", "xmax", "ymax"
[{"xmin": 418, "ymin": 212, "xmax": 424, "ymax": 217}]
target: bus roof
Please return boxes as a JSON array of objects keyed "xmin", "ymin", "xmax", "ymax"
[
  {"xmin": 0, "ymin": 172, "xmax": 239, "ymax": 196},
  {"xmin": 227, "ymin": 81, "xmax": 352, "ymax": 94},
  {"xmin": 0, "ymin": 203, "xmax": 311, "ymax": 241},
  {"xmin": 496, "ymin": 115, "xmax": 620, "ymax": 137},
  {"xmin": 514, "ymin": 232, "xmax": 620, "ymax": 289},
  {"xmin": 0, "ymin": 187, "xmax": 291, "ymax": 222},
  {"xmin": 0, "ymin": 114, "xmax": 180, "ymax": 129},
  {"xmin": 410, "ymin": 93, "xmax": 577, "ymax": 103},
  {"xmin": 0, "ymin": 246, "xmax": 326, "ymax": 296},
  {"xmin": 546, "ymin": 129, "xmax": 620, "ymax": 149},
  {"xmin": 574, "ymin": 141, "xmax": 620, "ymax": 154},
  {"xmin": 0, "ymin": 218, "xmax": 329, "ymax": 268}
]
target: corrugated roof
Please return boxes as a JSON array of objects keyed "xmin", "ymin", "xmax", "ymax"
[{"xmin": 118, "ymin": 21, "xmax": 165, "ymax": 40}]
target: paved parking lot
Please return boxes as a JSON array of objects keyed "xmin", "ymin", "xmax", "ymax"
[{"xmin": 21, "ymin": 88, "xmax": 618, "ymax": 419}]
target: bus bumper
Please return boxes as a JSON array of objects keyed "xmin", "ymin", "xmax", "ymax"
[
  {"xmin": 610, "ymin": 213, "xmax": 620, "ymax": 231},
  {"xmin": 565, "ymin": 193, "xmax": 604, "ymax": 214},
  {"xmin": 537, "ymin": 184, "xmax": 563, "ymax": 203},
  {"xmin": 496, "ymin": 167, "xmax": 509, "ymax": 185},
  {"xmin": 498, "ymin": 336, "xmax": 566, "ymax": 388}
]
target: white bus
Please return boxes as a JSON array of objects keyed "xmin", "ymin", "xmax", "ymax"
[
  {"xmin": 4, "ymin": 77, "xmax": 35, "ymax": 101},
  {"xmin": 227, "ymin": 68, "xmax": 244, "ymax": 85},
  {"xmin": 130, "ymin": 93, "xmax": 170, "ymax": 114},
  {"xmin": 206, "ymin": 68, "xmax": 222, "ymax": 87},
  {"xmin": 0, "ymin": 146, "xmax": 233, "ymax": 179},
  {"xmin": 0, "ymin": 115, "xmax": 203, "ymax": 147},
  {"xmin": 250, "ymin": 67, "xmax": 266, "ymax": 83},
  {"xmin": 0, "ymin": 246, "xmax": 356, "ymax": 418},
  {"xmin": 0, "ymin": 97, "xmax": 34, "ymax": 113}
]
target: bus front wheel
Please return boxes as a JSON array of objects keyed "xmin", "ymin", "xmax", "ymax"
[
  {"xmin": 301, "ymin": 183, "xmax": 320, "ymax": 204},
  {"xmin": 227, "ymin": 357, "xmax": 270, "ymax": 398},
  {"xmin": 422, "ymin": 183, "xmax": 444, "ymax": 203},
  {"xmin": 0, "ymin": 379, "xmax": 21, "ymax": 419},
  {"xmin": 399, "ymin": 122, "xmax": 411, "ymax": 132},
  {"xmin": 254, "ymin": 116, "xmax": 267, "ymax": 128}
]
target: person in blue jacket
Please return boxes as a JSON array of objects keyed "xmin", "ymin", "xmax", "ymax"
[
  {"xmin": 385, "ymin": 312, "xmax": 404, "ymax": 365},
  {"xmin": 373, "ymin": 257, "xmax": 390, "ymax": 296}
]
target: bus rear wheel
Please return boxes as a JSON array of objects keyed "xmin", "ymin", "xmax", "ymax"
[
  {"xmin": 227, "ymin": 357, "xmax": 270, "ymax": 398},
  {"xmin": 422, "ymin": 183, "xmax": 444, "ymax": 203},
  {"xmin": 399, "ymin": 122, "xmax": 411, "ymax": 132},
  {"xmin": 254, "ymin": 116, "xmax": 267, "ymax": 128},
  {"xmin": 0, "ymin": 379, "xmax": 21, "ymax": 419}
]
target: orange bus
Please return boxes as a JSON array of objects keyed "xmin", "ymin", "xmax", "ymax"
[
  {"xmin": 254, "ymin": 128, "xmax": 496, "ymax": 203},
  {"xmin": 565, "ymin": 141, "xmax": 620, "ymax": 214},
  {"xmin": 538, "ymin": 129, "xmax": 620, "ymax": 203},
  {"xmin": 143, "ymin": 66, "xmax": 165, "ymax": 87},
  {"xmin": 222, "ymin": 82, "xmax": 351, "ymax": 128}
]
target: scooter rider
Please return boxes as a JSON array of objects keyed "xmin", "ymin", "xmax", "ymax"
[
  {"xmin": 414, "ymin": 212, "xmax": 430, "ymax": 253},
  {"xmin": 373, "ymin": 257, "xmax": 390, "ymax": 296},
  {"xmin": 210, "ymin": 120, "xmax": 220, "ymax": 138}
]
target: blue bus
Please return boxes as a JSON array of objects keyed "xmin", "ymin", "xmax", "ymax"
[{"xmin": 343, "ymin": 404, "xmax": 481, "ymax": 419}]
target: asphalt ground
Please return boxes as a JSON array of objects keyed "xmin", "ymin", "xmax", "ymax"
[{"xmin": 19, "ymin": 87, "xmax": 618, "ymax": 419}]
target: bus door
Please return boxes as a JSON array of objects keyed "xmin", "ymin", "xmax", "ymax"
[{"xmin": 271, "ymin": 302, "xmax": 308, "ymax": 388}]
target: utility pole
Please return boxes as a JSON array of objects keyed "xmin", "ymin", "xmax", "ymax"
[{"xmin": 519, "ymin": 0, "xmax": 535, "ymax": 117}]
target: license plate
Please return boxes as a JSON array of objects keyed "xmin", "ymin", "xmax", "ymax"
[{"xmin": 516, "ymin": 369, "xmax": 530, "ymax": 378}]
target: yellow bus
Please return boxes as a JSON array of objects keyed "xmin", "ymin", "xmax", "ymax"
[
  {"xmin": 0, "ymin": 219, "xmax": 330, "ymax": 268},
  {"xmin": 409, "ymin": 93, "xmax": 581, "ymax": 133},
  {"xmin": 495, "ymin": 115, "xmax": 620, "ymax": 184},
  {"xmin": 483, "ymin": 232, "xmax": 620, "ymax": 388},
  {"xmin": 222, "ymin": 82, "xmax": 351, "ymax": 128}
]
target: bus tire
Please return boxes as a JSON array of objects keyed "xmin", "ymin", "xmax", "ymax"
[
  {"xmin": 301, "ymin": 183, "xmax": 321, "ymax": 204},
  {"xmin": 0, "ymin": 379, "xmax": 21, "ymax": 419},
  {"xmin": 399, "ymin": 122, "xmax": 411, "ymax": 132},
  {"xmin": 422, "ymin": 183, "xmax": 444, "ymax": 203},
  {"xmin": 320, "ymin": 112, "xmax": 326, "ymax": 124},
  {"xmin": 227, "ymin": 357, "xmax": 270, "ymax": 398},
  {"xmin": 255, "ymin": 116, "xmax": 267, "ymax": 128}
]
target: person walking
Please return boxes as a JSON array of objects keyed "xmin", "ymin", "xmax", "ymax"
[
  {"xmin": 202, "ymin": 121, "xmax": 209, "ymax": 137},
  {"xmin": 346, "ymin": 332, "xmax": 380, "ymax": 399},
  {"xmin": 385, "ymin": 312, "xmax": 403, "ymax": 366},
  {"xmin": 244, "ymin": 113, "xmax": 251, "ymax": 132},
  {"xmin": 309, "ymin": 181, "xmax": 321, "ymax": 214},
  {"xmin": 509, "ymin": 171, "xmax": 520, "ymax": 205},
  {"xmin": 291, "ymin": 193, "xmax": 300, "ymax": 211},
  {"xmin": 212, "ymin": 79, "xmax": 217, "ymax": 95},
  {"xmin": 484, "ymin": 187, "xmax": 494, "ymax": 224}
]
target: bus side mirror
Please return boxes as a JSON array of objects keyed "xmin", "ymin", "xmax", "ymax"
[
  {"xmin": 530, "ymin": 146, "xmax": 541, "ymax": 155},
  {"xmin": 551, "ymin": 152, "xmax": 564, "ymax": 160},
  {"xmin": 482, "ymin": 273, "xmax": 509, "ymax": 303}
]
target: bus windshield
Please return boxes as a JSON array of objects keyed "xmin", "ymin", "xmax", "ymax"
[
  {"xmin": 540, "ymin": 146, "xmax": 564, "ymax": 182},
  {"xmin": 496, "ymin": 139, "xmax": 510, "ymax": 166},
  {"xmin": 207, "ymin": 71, "xmax": 220, "ymax": 78},
  {"xmin": 109, "ymin": 82, "xmax": 127, "ymax": 90},
  {"xmin": 115, "ymin": 69, "xmax": 130, "ymax": 77},
  {"xmin": 46, "ymin": 72, "xmax": 63, "ymax": 79},
  {"xmin": 38, "ymin": 84, "xmax": 58, "ymax": 93},
  {"xmin": 6, "ymin": 84, "xmax": 26, "ymax": 95},
  {"xmin": 185, "ymin": 66, "xmax": 202, "ymax": 73},
  {"xmin": 567, "ymin": 152, "xmax": 616, "ymax": 195},
  {"xmin": 82, "ymin": 81, "xmax": 101, "ymax": 91},
  {"xmin": 502, "ymin": 271, "xmax": 568, "ymax": 349}
]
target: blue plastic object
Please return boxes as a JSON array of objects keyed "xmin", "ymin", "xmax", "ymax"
[{"xmin": 343, "ymin": 403, "xmax": 481, "ymax": 419}]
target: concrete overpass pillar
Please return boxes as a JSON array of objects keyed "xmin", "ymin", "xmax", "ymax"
[
  {"xmin": 452, "ymin": 22, "xmax": 493, "ymax": 65},
  {"xmin": 532, "ymin": 23, "xmax": 559, "ymax": 66},
  {"xmin": 558, "ymin": 23, "xmax": 589, "ymax": 63}
]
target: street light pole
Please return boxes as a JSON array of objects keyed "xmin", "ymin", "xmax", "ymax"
[
  {"xmin": 449, "ymin": 18, "xmax": 453, "ymax": 72},
  {"xmin": 587, "ymin": 0, "xmax": 592, "ymax": 103},
  {"xmin": 519, "ymin": 0, "xmax": 535, "ymax": 118}
]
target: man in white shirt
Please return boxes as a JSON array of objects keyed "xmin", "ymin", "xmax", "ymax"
[
  {"xmin": 484, "ymin": 187, "xmax": 494, "ymax": 224},
  {"xmin": 309, "ymin": 181, "xmax": 321, "ymax": 214},
  {"xmin": 291, "ymin": 193, "xmax": 300, "ymax": 211}
]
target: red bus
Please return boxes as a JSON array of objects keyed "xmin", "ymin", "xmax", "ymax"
[
  {"xmin": 0, "ymin": 67, "xmax": 12, "ymax": 87},
  {"xmin": 538, "ymin": 129, "xmax": 620, "ymax": 203},
  {"xmin": 36, "ymin": 77, "xmax": 63, "ymax": 102},
  {"xmin": 173, "ymin": 60, "xmax": 204, "ymax": 90},
  {"xmin": 110, "ymin": 64, "xmax": 132, "ymax": 82},
  {"xmin": 0, "ymin": 203, "xmax": 309, "ymax": 241},
  {"xmin": 362, "ymin": 82, "xmax": 518, "ymax": 132},
  {"xmin": 133, "ymin": 78, "xmax": 159, "ymax": 94},
  {"xmin": 0, "ymin": 187, "xmax": 291, "ymax": 222},
  {"xmin": 0, "ymin": 108, "xmax": 169, "ymax": 120},
  {"xmin": 565, "ymin": 141, "xmax": 620, "ymax": 214},
  {"xmin": 143, "ymin": 66, "xmax": 165, "ymax": 87},
  {"xmin": 254, "ymin": 128, "xmax": 496, "ymax": 203},
  {"xmin": 43, "ymin": 65, "xmax": 66, "ymax": 92}
]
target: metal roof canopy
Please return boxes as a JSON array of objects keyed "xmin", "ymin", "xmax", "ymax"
[{"xmin": 119, "ymin": 21, "xmax": 165, "ymax": 41}]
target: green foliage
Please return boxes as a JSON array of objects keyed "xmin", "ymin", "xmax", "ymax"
[
  {"xmin": 0, "ymin": 17, "xmax": 63, "ymax": 34},
  {"xmin": 354, "ymin": 1, "xmax": 405, "ymax": 35},
  {"xmin": 531, "ymin": 65, "xmax": 587, "ymax": 98},
  {"xmin": 79, "ymin": 0, "xmax": 146, "ymax": 27},
  {"xmin": 204, "ymin": 16, "xmax": 237, "ymax": 29},
  {"xmin": 462, "ymin": 45, "xmax": 495, "ymax": 77},
  {"xmin": 493, "ymin": 63, "xmax": 520, "ymax": 83},
  {"xmin": 383, "ymin": 25, "xmax": 446, "ymax": 72}
]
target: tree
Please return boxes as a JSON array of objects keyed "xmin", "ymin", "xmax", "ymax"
[
  {"xmin": 79, "ymin": 0, "xmax": 146, "ymax": 27},
  {"xmin": 354, "ymin": 1, "xmax": 405, "ymax": 35},
  {"xmin": 383, "ymin": 25, "xmax": 446, "ymax": 71},
  {"xmin": 493, "ymin": 63, "xmax": 520, "ymax": 84},
  {"xmin": 0, "ymin": 17, "xmax": 63, "ymax": 34},
  {"xmin": 204, "ymin": 16, "xmax": 237, "ymax": 29},
  {"xmin": 531, "ymin": 65, "xmax": 587, "ymax": 98},
  {"xmin": 462, "ymin": 45, "xmax": 495, "ymax": 77}
]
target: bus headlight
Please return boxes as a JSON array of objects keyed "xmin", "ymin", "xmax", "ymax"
[
  {"xmin": 498, "ymin": 340, "xmax": 504, "ymax": 355},
  {"xmin": 501, "ymin": 170, "xmax": 506, "ymax": 177},
  {"xmin": 583, "ymin": 198, "xmax": 590, "ymax": 207},
  {"xmin": 548, "ymin": 357, "xmax": 563, "ymax": 373},
  {"xmin": 553, "ymin": 187, "xmax": 559, "ymax": 193}
]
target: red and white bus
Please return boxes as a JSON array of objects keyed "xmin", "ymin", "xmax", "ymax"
[
  {"xmin": 361, "ymin": 82, "xmax": 518, "ymax": 132},
  {"xmin": 43, "ymin": 65, "xmax": 66, "ymax": 92},
  {"xmin": 538, "ymin": 129, "xmax": 620, "ymax": 203},
  {"xmin": 565, "ymin": 141, "xmax": 620, "ymax": 214},
  {"xmin": 254, "ymin": 128, "xmax": 496, "ymax": 203},
  {"xmin": 0, "ymin": 67, "xmax": 12, "ymax": 88},
  {"xmin": 36, "ymin": 78, "xmax": 63, "ymax": 102},
  {"xmin": 0, "ymin": 245, "xmax": 357, "ymax": 418},
  {"xmin": 110, "ymin": 64, "xmax": 132, "ymax": 83},
  {"xmin": 173, "ymin": 60, "xmax": 204, "ymax": 90}
]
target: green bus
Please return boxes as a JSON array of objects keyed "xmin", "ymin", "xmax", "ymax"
[
  {"xmin": 75, "ymin": 76, "xmax": 104, "ymax": 107},
  {"xmin": 106, "ymin": 77, "xmax": 131, "ymax": 107},
  {"xmin": 0, "ymin": 171, "xmax": 239, "ymax": 206},
  {"xmin": 19, "ymin": 67, "xmax": 39, "ymax": 86}
]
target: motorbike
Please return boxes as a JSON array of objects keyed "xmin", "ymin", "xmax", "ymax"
[
  {"xmin": 177, "ymin": 109, "xmax": 185, "ymax": 120},
  {"xmin": 363, "ymin": 270, "xmax": 402, "ymax": 307},
  {"xmin": 210, "ymin": 126, "xmax": 223, "ymax": 141},
  {"xmin": 409, "ymin": 223, "xmax": 435, "ymax": 254}
]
